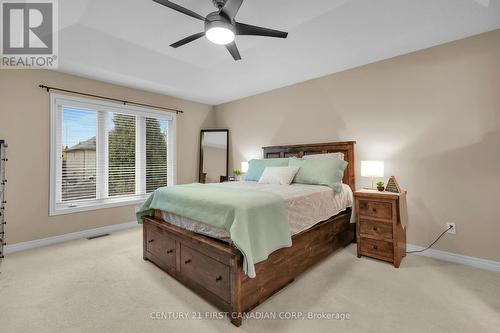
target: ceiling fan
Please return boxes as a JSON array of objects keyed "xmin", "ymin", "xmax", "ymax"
[{"xmin": 153, "ymin": 0, "xmax": 289, "ymax": 61}]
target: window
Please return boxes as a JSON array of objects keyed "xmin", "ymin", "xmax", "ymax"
[{"xmin": 50, "ymin": 93, "xmax": 176, "ymax": 215}]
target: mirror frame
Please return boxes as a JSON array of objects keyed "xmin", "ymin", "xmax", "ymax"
[{"xmin": 199, "ymin": 129, "xmax": 229, "ymax": 183}]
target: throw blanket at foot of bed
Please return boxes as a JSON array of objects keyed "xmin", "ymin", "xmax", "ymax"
[{"xmin": 136, "ymin": 183, "xmax": 292, "ymax": 278}]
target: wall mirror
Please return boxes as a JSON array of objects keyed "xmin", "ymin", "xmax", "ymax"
[{"xmin": 199, "ymin": 129, "xmax": 229, "ymax": 183}]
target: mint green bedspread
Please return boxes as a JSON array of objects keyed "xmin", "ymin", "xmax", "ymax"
[{"xmin": 136, "ymin": 183, "xmax": 292, "ymax": 278}]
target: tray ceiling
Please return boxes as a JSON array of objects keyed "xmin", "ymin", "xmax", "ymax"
[{"xmin": 57, "ymin": 0, "xmax": 500, "ymax": 105}]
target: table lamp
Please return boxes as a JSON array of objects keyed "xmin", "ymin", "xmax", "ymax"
[
  {"xmin": 361, "ymin": 161, "xmax": 384, "ymax": 189},
  {"xmin": 241, "ymin": 161, "xmax": 249, "ymax": 174}
]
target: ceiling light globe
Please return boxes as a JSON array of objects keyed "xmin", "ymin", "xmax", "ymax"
[{"xmin": 206, "ymin": 27, "xmax": 235, "ymax": 45}]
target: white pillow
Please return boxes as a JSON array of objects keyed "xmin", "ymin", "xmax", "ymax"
[
  {"xmin": 303, "ymin": 152, "xmax": 344, "ymax": 161},
  {"xmin": 258, "ymin": 166, "xmax": 300, "ymax": 185}
]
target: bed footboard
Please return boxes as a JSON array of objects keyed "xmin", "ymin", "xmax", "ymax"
[{"xmin": 143, "ymin": 209, "xmax": 354, "ymax": 326}]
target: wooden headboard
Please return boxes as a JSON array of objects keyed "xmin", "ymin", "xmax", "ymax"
[{"xmin": 262, "ymin": 141, "xmax": 356, "ymax": 191}]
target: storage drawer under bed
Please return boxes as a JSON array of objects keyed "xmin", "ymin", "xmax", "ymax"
[
  {"xmin": 180, "ymin": 244, "xmax": 231, "ymax": 302},
  {"xmin": 145, "ymin": 224, "xmax": 176, "ymax": 270},
  {"xmin": 143, "ymin": 220, "xmax": 232, "ymax": 304}
]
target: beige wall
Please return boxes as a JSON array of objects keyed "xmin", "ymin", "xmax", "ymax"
[
  {"xmin": 215, "ymin": 30, "xmax": 500, "ymax": 261},
  {"xmin": 0, "ymin": 70, "xmax": 215, "ymax": 244},
  {"xmin": 2, "ymin": 31, "xmax": 499, "ymax": 261}
]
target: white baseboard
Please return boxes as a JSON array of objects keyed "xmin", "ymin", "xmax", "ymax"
[
  {"xmin": 4, "ymin": 221, "xmax": 140, "ymax": 254},
  {"xmin": 5, "ymin": 227, "xmax": 500, "ymax": 273},
  {"xmin": 406, "ymin": 244, "xmax": 500, "ymax": 272}
]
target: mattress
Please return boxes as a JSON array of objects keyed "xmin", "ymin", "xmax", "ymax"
[{"xmin": 160, "ymin": 181, "xmax": 353, "ymax": 242}]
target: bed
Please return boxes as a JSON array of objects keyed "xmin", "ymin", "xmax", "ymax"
[{"xmin": 142, "ymin": 141, "xmax": 356, "ymax": 326}]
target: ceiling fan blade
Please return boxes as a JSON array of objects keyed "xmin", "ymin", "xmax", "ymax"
[
  {"xmin": 221, "ymin": 0, "xmax": 243, "ymax": 21},
  {"xmin": 153, "ymin": 0, "xmax": 205, "ymax": 21},
  {"xmin": 226, "ymin": 42, "xmax": 241, "ymax": 61},
  {"xmin": 170, "ymin": 32, "xmax": 205, "ymax": 48},
  {"xmin": 235, "ymin": 22, "xmax": 288, "ymax": 39}
]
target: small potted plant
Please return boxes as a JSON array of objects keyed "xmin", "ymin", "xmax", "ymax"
[
  {"xmin": 233, "ymin": 169, "xmax": 243, "ymax": 181},
  {"xmin": 376, "ymin": 181, "xmax": 385, "ymax": 192}
]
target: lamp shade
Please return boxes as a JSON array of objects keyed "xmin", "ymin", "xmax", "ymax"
[
  {"xmin": 361, "ymin": 161, "xmax": 384, "ymax": 178},
  {"xmin": 206, "ymin": 27, "xmax": 235, "ymax": 45},
  {"xmin": 241, "ymin": 161, "xmax": 249, "ymax": 173}
]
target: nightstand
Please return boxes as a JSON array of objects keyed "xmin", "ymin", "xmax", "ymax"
[{"xmin": 354, "ymin": 189, "xmax": 407, "ymax": 268}]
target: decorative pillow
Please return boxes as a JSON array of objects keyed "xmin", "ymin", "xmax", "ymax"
[
  {"xmin": 289, "ymin": 157, "xmax": 347, "ymax": 193},
  {"xmin": 258, "ymin": 166, "xmax": 300, "ymax": 185},
  {"xmin": 303, "ymin": 152, "xmax": 344, "ymax": 161},
  {"xmin": 245, "ymin": 158, "xmax": 289, "ymax": 181}
]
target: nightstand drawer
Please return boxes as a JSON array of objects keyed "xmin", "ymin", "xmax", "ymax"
[
  {"xmin": 359, "ymin": 237, "xmax": 393, "ymax": 260},
  {"xmin": 359, "ymin": 219, "xmax": 393, "ymax": 241},
  {"xmin": 358, "ymin": 200, "xmax": 392, "ymax": 220}
]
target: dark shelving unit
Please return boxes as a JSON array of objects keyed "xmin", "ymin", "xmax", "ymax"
[{"xmin": 0, "ymin": 140, "xmax": 7, "ymax": 264}]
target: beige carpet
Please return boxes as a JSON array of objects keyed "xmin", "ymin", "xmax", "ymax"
[{"xmin": 1, "ymin": 227, "xmax": 499, "ymax": 333}]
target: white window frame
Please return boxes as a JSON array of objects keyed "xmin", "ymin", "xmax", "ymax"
[{"xmin": 49, "ymin": 93, "xmax": 177, "ymax": 216}]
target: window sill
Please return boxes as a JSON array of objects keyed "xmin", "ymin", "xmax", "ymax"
[{"xmin": 49, "ymin": 195, "xmax": 150, "ymax": 216}]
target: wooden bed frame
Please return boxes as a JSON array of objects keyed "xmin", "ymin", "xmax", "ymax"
[{"xmin": 143, "ymin": 141, "xmax": 356, "ymax": 326}]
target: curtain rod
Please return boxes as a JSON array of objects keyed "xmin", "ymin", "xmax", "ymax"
[{"xmin": 38, "ymin": 84, "xmax": 184, "ymax": 114}]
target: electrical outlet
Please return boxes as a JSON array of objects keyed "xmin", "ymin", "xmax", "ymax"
[{"xmin": 446, "ymin": 223, "xmax": 456, "ymax": 234}]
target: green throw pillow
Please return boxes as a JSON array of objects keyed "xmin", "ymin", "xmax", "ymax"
[
  {"xmin": 289, "ymin": 157, "xmax": 347, "ymax": 192},
  {"xmin": 245, "ymin": 158, "xmax": 289, "ymax": 181}
]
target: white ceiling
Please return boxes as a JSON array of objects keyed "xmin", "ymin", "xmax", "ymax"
[{"xmin": 57, "ymin": 0, "xmax": 500, "ymax": 105}]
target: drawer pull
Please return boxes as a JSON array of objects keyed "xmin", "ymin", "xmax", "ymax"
[
  {"xmin": 148, "ymin": 239, "xmax": 154, "ymax": 243},
  {"xmin": 184, "ymin": 259, "xmax": 191, "ymax": 264},
  {"xmin": 215, "ymin": 276, "xmax": 222, "ymax": 282},
  {"xmin": 373, "ymin": 245, "xmax": 378, "ymax": 250},
  {"xmin": 166, "ymin": 249, "xmax": 174, "ymax": 254},
  {"xmin": 372, "ymin": 208, "xmax": 377, "ymax": 212},
  {"xmin": 373, "ymin": 227, "xmax": 378, "ymax": 231}
]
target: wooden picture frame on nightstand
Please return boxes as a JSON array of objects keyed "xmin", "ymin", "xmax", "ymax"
[
  {"xmin": 385, "ymin": 176, "xmax": 403, "ymax": 193},
  {"xmin": 354, "ymin": 189, "xmax": 407, "ymax": 268}
]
